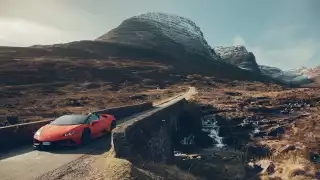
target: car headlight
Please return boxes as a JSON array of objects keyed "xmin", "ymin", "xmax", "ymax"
[
  {"xmin": 34, "ymin": 128, "xmax": 43, "ymax": 137},
  {"xmin": 64, "ymin": 131, "xmax": 76, "ymax": 136}
]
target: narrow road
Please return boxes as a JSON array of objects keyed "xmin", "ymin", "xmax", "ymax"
[{"xmin": 0, "ymin": 87, "xmax": 196, "ymax": 180}]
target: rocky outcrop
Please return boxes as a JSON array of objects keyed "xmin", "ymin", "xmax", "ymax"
[
  {"xmin": 212, "ymin": 45, "xmax": 318, "ymax": 86},
  {"xmin": 214, "ymin": 46, "xmax": 261, "ymax": 73},
  {"xmin": 96, "ymin": 12, "xmax": 219, "ymax": 62}
]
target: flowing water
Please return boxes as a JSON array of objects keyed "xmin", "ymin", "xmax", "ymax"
[{"xmin": 201, "ymin": 114, "xmax": 225, "ymax": 148}]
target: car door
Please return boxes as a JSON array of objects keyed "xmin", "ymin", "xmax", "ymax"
[
  {"xmin": 106, "ymin": 115, "xmax": 116, "ymax": 130},
  {"xmin": 87, "ymin": 114, "xmax": 103, "ymax": 138},
  {"xmin": 100, "ymin": 114, "xmax": 115, "ymax": 131}
]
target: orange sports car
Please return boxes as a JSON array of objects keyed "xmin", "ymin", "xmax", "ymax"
[{"xmin": 33, "ymin": 112, "xmax": 116, "ymax": 149}]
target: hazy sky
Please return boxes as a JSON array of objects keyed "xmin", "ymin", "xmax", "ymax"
[{"xmin": 0, "ymin": 0, "xmax": 319, "ymax": 69}]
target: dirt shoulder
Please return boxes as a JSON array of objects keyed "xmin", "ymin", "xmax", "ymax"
[{"xmin": 36, "ymin": 146, "xmax": 201, "ymax": 180}]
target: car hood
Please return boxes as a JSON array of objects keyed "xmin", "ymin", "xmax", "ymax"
[{"xmin": 38, "ymin": 124, "xmax": 80, "ymax": 140}]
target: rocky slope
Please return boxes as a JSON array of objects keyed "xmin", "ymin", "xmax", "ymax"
[
  {"xmin": 192, "ymin": 80, "xmax": 320, "ymax": 180},
  {"xmin": 214, "ymin": 46, "xmax": 261, "ymax": 73},
  {"xmin": 294, "ymin": 66, "xmax": 320, "ymax": 79},
  {"xmin": 96, "ymin": 12, "xmax": 219, "ymax": 62},
  {"xmin": 29, "ymin": 12, "xmax": 284, "ymax": 84},
  {"xmin": 259, "ymin": 65, "xmax": 315, "ymax": 86},
  {"xmin": 212, "ymin": 45, "xmax": 318, "ymax": 86}
]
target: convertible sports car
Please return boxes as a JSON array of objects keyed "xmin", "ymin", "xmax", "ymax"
[{"xmin": 33, "ymin": 112, "xmax": 116, "ymax": 149}]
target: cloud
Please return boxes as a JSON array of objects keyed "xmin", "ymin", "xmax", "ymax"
[
  {"xmin": 0, "ymin": 18, "xmax": 82, "ymax": 46},
  {"xmin": 232, "ymin": 26, "xmax": 319, "ymax": 70},
  {"xmin": 232, "ymin": 36, "xmax": 246, "ymax": 46}
]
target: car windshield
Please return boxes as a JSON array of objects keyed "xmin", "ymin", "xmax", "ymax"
[{"xmin": 50, "ymin": 115, "xmax": 88, "ymax": 125}]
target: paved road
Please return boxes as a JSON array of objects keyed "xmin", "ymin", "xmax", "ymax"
[{"xmin": 0, "ymin": 87, "xmax": 196, "ymax": 180}]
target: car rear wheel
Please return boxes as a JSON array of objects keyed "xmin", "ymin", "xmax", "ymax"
[
  {"xmin": 111, "ymin": 121, "xmax": 116, "ymax": 131},
  {"xmin": 107, "ymin": 121, "xmax": 116, "ymax": 135},
  {"xmin": 81, "ymin": 129, "xmax": 91, "ymax": 145}
]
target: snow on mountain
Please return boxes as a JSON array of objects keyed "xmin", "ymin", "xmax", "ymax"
[
  {"xmin": 96, "ymin": 12, "xmax": 219, "ymax": 61},
  {"xmin": 259, "ymin": 65, "xmax": 314, "ymax": 85},
  {"xmin": 296, "ymin": 66, "xmax": 320, "ymax": 79},
  {"xmin": 214, "ymin": 46, "xmax": 261, "ymax": 73}
]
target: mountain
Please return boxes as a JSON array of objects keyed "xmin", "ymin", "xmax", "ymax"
[
  {"xmin": 25, "ymin": 12, "xmax": 276, "ymax": 83},
  {"xmin": 259, "ymin": 65, "xmax": 314, "ymax": 85},
  {"xmin": 214, "ymin": 46, "xmax": 261, "ymax": 73},
  {"xmin": 211, "ymin": 45, "xmax": 318, "ymax": 86},
  {"xmin": 96, "ymin": 12, "xmax": 219, "ymax": 62},
  {"xmin": 295, "ymin": 66, "xmax": 320, "ymax": 79},
  {"xmin": 294, "ymin": 66, "xmax": 320, "ymax": 87}
]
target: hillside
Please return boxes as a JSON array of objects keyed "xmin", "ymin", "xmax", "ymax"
[
  {"xmin": 0, "ymin": 40, "xmax": 273, "ymax": 125},
  {"xmin": 0, "ymin": 12, "xmax": 319, "ymax": 180},
  {"xmin": 1, "ymin": 12, "xmax": 318, "ymax": 128}
]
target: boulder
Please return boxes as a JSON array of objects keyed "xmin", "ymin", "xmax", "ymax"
[
  {"xmin": 310, "ymin": 152, "xmax": 320, "ymax": 163},
  {"xmin": 257, "ymin": 160, "xmax": 276, "ymax": 175},
  {"xmin": 247, "ymin": 107, "xmax": 281, "ymax": 114},
  {"xmin": 278, "ymin": 144, "xmax": 295, "ymax": 154},
  {"xmin": 129, "ymin": 94, "xmax": 148, "ymax": 101},
  {"xmin": 82, "ymin": 82, "xmax": 101, "ymax": 89},
  {"xmin": 224, "ymin": 91, "xmax": 243, "ymax": 96},
  {"xmin": 3, "ymin": 104, "xmax": 14, "ymax": 108},
  {"xmin": 267, "ymin": 126, "xmax": 285, "ymax": 137},
  {"xmin": 245, "ymin": 144, "xmax": 271, "ymax": 158},
  {"xmin": 247, "ymin": 162, "xmax": 263, "ymax": 173},
  {"xmin": 265, "ymin": 162, "xmax": 276, "ymax": 174},
  {"xmin": 248, "ymin": 160, "xmax": 275, "ymax": 175},
  {"xmin": 65, "ymin": 98, "xmax": 83, "ymax": 107},
  {"xmin": 253, "ymin": 131, "xmax": 267, "ymax": 138}
]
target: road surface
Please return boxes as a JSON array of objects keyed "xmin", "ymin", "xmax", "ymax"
[{"xmin": 0, "ymin": 87, "xmax": 196, "ymax": 180}]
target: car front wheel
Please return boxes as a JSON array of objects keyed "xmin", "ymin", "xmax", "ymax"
[
  {"xmin": 81, "ymin": 129, "xmax": 91, "ymax": 145},
  {"xmin": 33, "ymin": 145, "xmax": 42, "ymax": 151}
]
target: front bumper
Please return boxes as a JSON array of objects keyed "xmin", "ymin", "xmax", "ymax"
[{"xmin": 33, "ymin": 139, "xmax": 77, "ymax": 148}]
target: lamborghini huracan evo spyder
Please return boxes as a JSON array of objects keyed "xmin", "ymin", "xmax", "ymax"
[{"xmin": 33, "ymin": 113, "xmax": 116, "ymax": 149}]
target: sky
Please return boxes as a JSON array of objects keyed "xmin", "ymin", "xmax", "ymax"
[{"xmin": 0, "ymin": 0, "xmax": 319, "ymax": 69}]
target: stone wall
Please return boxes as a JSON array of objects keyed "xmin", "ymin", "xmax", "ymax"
[
  {"xmin": 112, "ymin": 98, "xmax": 187, "ymax": 164},
  {"xmin": 95, "ymin": 102, "xmax": 152, "ymax": 120},
  {"xmin": 0, "ymin": 102, "xmax": 153, "ymax": 152}
]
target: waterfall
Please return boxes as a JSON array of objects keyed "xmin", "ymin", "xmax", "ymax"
[
  {"xmin": 180, "ymin": 134, "xmax": 195, "ymax": 145},
  {"xmin": 201, "ymin": 114, "xmax": 225, "ymax": 148}
]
